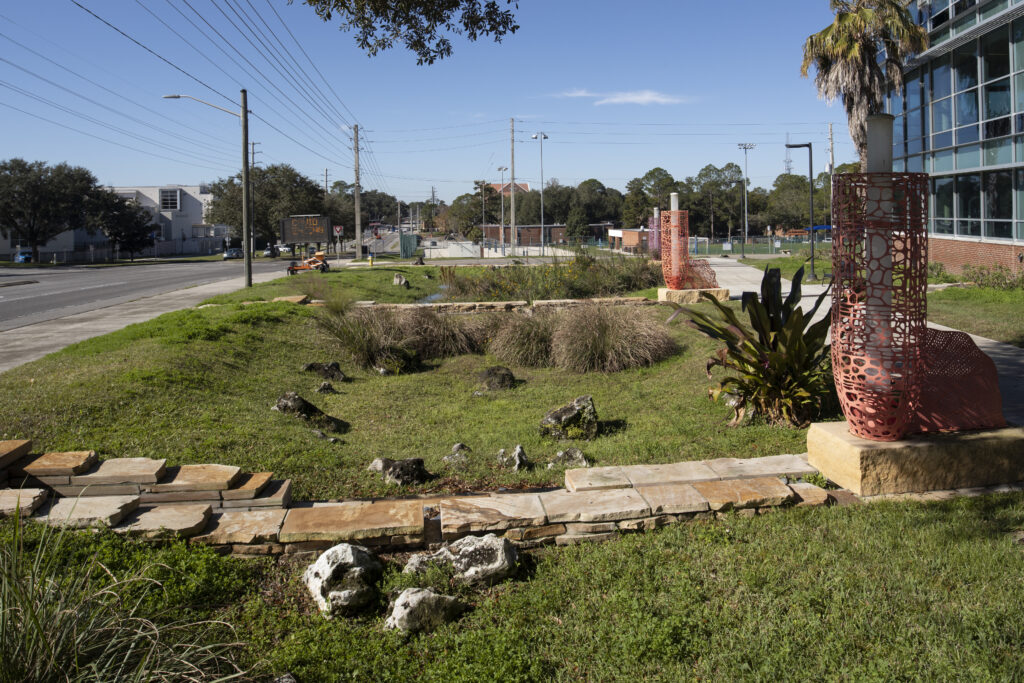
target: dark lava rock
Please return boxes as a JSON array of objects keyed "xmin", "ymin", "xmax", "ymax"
[
  {"xmin": 273, "ymin": 392, "xmax": 347, "ymax": 432},
  {"xmin": 303, "ymin": 362, "xmax": 347, "ymax": 382},
  {"xmin": 383, "ymin": 458, "xmax": 433, "ymax": 486},
  {"xmin": 539, "ymin": 395, "xmax": 598, "ymax": 441},
  {"xmin": 479, "ymin": 366, "xmax": 516, "ymax": 391},
  {"xmin": 316, "ymin": 381, "xmax": 337, "ymax": 394}
]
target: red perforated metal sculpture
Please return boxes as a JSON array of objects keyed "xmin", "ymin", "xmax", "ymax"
[
  {"xmin": 831, "ymin": 172, "xmax": 929, "ymax": 440},
  {"xmin": 660, "ymin": 210, "xmax": 719, "ymax": 290},
  {"xmin": 831, "ymin": 172, "xmax": 1005, "ymax": 441}
]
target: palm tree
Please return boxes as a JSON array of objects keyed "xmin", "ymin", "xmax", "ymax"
[{"xmin": 801, "ymin": 0, "xmax": 928, "ymax": 170}]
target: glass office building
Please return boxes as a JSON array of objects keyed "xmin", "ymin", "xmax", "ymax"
[{"xmin": 892, "ymin": 0, "xmax": 1024, "ymax": 270}]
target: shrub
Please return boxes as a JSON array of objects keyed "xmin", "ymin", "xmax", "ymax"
[
  {"xmin": 316, "ymin": 307, "xmax": 418, "ymax": 373},
  {"xmin": 442, "ymin": 252, "xmax": 663, "ymax": 302},
  {"xmin": 488, "ymin": 311, "xmax": 556, "ymax": 367},
  {"xmin": 398, "ymin": 307, "xmax": 478, "ymax": 360},
  {"xmin": 0, "ymin": 519, "xmax": 243, "ymax": 682},
  {"xmin": 962, "ymin": 264, "xmax": 1024, "ymax": 290},
  {"xmin": 670, "ymin": 266, "xmax": 835, "ymax": 428},
  {"xmin": 927, "ymin": 262, "xmax": 959, "ymax": 284},
  {"xmin": 550, "ymin": 305, "xmax": 676, "ymax": 373}
]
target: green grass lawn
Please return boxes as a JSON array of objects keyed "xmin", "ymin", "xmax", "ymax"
[
  {"xmin": 201, "ymin": 266, "xmax": 442, "ymax": 306},
  {"xmin": 928, "ymin": 287, "xmax": 1024, "ymax": 347},
  {"xmin": 740, "ymin": 247, "xmax": 833, "ymax": 282},
  {"xmin": 8, "ymin": 491, "xmax": 1023, "ymax": 680},
  {"xmin": 0, "ymin": 299, "xmax": 809, "ymax": 501}
]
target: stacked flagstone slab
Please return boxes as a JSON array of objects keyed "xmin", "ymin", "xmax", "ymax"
[
  {"xmin": 0, "ymin": 443, "xmax": 291, "ymax": 541},
  {"xmin": 0, "ymin": 439, "xmax": 869, "ymax": 557}
]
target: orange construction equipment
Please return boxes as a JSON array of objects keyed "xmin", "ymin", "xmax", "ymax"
[{"xmin": 286, "ymin": 251, "xmax": 330, "ymax": 275}]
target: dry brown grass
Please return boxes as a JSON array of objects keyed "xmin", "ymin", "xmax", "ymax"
[
  {"xmin": 550, "ymin": 305, "xmax": 677, "ymax": 373},
  {"xmin": 488, "ymin": 310, "xmax": 557, "ymax": 367}
]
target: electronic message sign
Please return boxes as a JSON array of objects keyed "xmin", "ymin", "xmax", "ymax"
[{"xmin": 281, "ymin": 215, "xmax": 330, "ymax": 243}]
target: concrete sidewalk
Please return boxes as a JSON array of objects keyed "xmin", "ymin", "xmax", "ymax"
[
  {"xmin": 0, "ymin": 270, "xmax": 279, "ymax": 374},
  {"xmin": 707, "ymin": 257, "xmax": 1024, "ymax": 426}
]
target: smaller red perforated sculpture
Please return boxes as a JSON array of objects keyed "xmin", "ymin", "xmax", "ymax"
[
  {"xmin": 660, "ymin": 210, "xmax": 718, "ymax": 290},
  {"xmin": 831, "ymin": 172, "xmax": 1005, "ymax": 441}
]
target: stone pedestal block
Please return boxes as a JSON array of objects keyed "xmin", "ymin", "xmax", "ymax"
[
  {"xmin": 657, "ymin": 288, "xmax": 729, "ymax": 304},
  {"xmin": 807, "ymin": 421, "xmax": 1024, "ymax": 496}
]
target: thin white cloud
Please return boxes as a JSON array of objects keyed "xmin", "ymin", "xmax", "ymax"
[
  {"xmin": 596, "ymin": 90, "xmax": 684, "ymax": 106},
  {"xmin": 555, "ymin": 88, "xmax": 686, "ymax": 106}
]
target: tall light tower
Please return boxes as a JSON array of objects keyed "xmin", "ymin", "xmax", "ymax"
[
  {"xmin": 532, "ymin": 132, "xmax": 548, "ymax": 253},
  {"xmin": 738, "ymin": 143, "xmax": 755, "ymax": 259}
]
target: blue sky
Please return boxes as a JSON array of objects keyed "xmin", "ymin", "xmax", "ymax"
[{"xmin": 0, "ymin": 1, "xmax": 856, "ymax": 204}]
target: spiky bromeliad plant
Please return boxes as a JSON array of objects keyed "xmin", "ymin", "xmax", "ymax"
[{"xmin": 668, "ymin": 266, "xmax": 835, "ymax": 428}]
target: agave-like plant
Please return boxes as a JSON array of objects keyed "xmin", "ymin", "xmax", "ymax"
[{"xmin": 667, "ymin": 265, "xmax": 835, "ymax": 428}]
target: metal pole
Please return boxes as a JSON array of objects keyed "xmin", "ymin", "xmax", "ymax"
[
  {"xmin": 533, "ymin": 133, "xmax": 547, "ymax": 255},
  {"xmin": 241, "ymin": 89, "xmax": 251, "ymax": 287},
  {"xmin": 353, "ymin": 124, "xmax": 361, "ymax": 260},
  {"xmin": 498, "ymin": 166, "xmax": 507, "ymax": 255},
  {"xmin": 738, "ymin": 143, "xmax": 754, "ymax": 258},
  {"xmin": 786, "ymin": 142, "xmax": 814, "ymax": 279},
  {"xmin": 510, "ymin": 118, "xmax": 516, "ymax": 255}
]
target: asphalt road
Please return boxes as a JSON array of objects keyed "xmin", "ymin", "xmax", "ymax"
[{"xmin": 0, "ymin": 258, "xmax": 284, "ymax": 332}]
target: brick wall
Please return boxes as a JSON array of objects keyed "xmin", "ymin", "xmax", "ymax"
[{"xmin": 928, "ymin": 237, "xmax": 1024, "ymax": 274}]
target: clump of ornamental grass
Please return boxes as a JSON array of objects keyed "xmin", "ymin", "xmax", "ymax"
[
  {"xmin": 0, "ymin": 516, "xmax": 244, "ymax": 682},
  {"xmin": 487, "ymin": 310, "xmax": 557, "ymax": 368},
  {"xmin": 550, "ymin": 305, "xmax": 677, "ymax": 373}
]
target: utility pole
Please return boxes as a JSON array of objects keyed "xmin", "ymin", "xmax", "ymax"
[
  {"xmin": 324, "ymin": 168, "xmax": 329, "ymax": 197},
  {"xmin": 786, "ymin": 142, "xmax": 815, "ymax": 279},
  {"xmin": 241, "ymin": 89, "xmax": 251, "ymax": 287},
  {"xmin": 353, "ymin": 124, "xmax": 361, "ymax": 260},
  {"xmin": 509, "ymin": 117, "xmax": 516, "ymax": 254},
  {"xmin": 480, "ymin": 180, "xmax": 486, "ymax": 238},
  {"xmin": 249, "ymin": 141, "xmax": 260, "ymax": 255},
  {"xmin": 738, "ymin": 143, "xmax": 755, "ymax": 258},
  {"xmin": 784, "ymin": 133, "xmax": 793, "ymax": 175}
]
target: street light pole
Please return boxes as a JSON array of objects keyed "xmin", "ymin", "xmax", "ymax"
[
  {"xmin": 532, "ymin": 132, "xmax": 548, "ymax": 254},
  {"xmin": 786, "ymin": 142, "xmax": 815, "ymax": 280},
  {"xmin": 163, "ymin": 90, "xmax": 252, "ymax": 287},
  {"xmin": 738, "ymin": 143, "xmax": 755, "ymax": 259}
]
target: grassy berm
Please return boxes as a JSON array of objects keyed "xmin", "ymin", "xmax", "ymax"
[
  {"xmin": 5, "ymin": 492, "xmax": 1024, "ymax": 680},
  {"xmin": 0, "ymin": 269, "xmax": 807, "ymax": 500}
]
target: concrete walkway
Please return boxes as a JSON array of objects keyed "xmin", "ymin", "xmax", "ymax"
[
  {"xmin": 706, "ymin": 257, "xmax": 1024, "ymax": 426},
  {"xmin": 0, "ymin": 270, "xmax": 279, "ymax": 374}
]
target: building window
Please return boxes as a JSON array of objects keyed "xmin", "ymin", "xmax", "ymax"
[{"xmin": 159, "ymin": 189, "xmax": 179, "ymax": 211}]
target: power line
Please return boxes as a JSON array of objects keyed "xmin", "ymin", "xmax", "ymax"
[
  {"xmin": 0, "ymin": 79, "xmax": 234, "ymax": 167},
  {"xmin": 69, "ymin": 0, "xmax": 234, "ymax": 106},
  {"xmin": 0, "ymin": 100, "xmax": 234, "ymax": 172}
]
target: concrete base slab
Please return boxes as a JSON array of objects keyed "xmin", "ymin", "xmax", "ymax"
[
  {"xmin": 117, "ymin": 504, "xmax": 211, "ymax": 538},
  {"xmin": 439, "ymin": 493, "xmax": 546, "ymax": 537},
  {"xmin": 71, "ymin": 458, "xmax": 166, "ymax": 485},
  {"xmin": 807, "ymin": 421, "xmax": 1024, "ymax": 496},
  {"xmin": 657, "ymin": 287, "xmax": 729, "ymax": 304},
  {"xmin": 540, "ymin": 488, "xmax": 650, "ymax": 523},
  {"xmin": 13, "ymin": 450, "xmax": 97, "ymax": 477},
  {"xmin": 280, "ymin": 499, "xmax": 424, "ymax": 542},
  {"xmin": 0, "ymin": 488, "xmax": 47, "ymax": 517},
  {"xmin": 41, "ymin": 495, "xmax": 140, "ymax": 527}
]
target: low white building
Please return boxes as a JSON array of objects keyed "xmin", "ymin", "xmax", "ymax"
[{"xmin": 2, "ymin": 184, "xmax": 230, "ymax": 261}]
